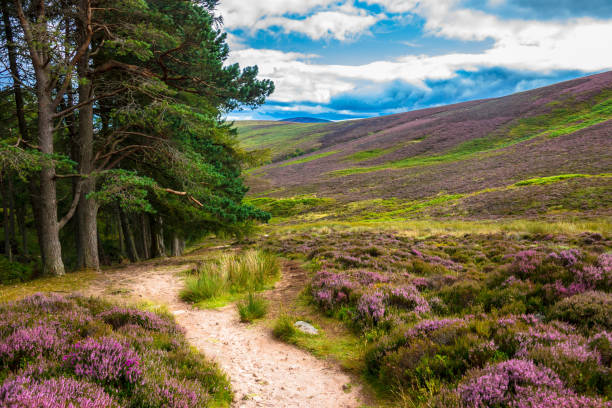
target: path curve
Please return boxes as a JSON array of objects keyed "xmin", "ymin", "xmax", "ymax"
[{"xmin": 85, "ymin": 261, "xmax": 365, "ymax": 408}]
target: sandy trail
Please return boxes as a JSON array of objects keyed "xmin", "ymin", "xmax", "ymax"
[{"xmin": 85, "ymin": 259, "xmax": 365, "ymax": 408}]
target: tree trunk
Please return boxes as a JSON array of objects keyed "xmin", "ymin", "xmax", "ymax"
[
  {"xmin": 119, "ymin": 210, "xmax": 139, "ymax": 262},
  {"xmin": 75, "ymin": 7, "xmax": 99, "ymax": 271},
  {"xmin": 29, "ymin": 182, "xmax": 44, "ymax": 266},
  {"xmin": 36, "ymin": 74, "xmax": 65, "ymax": 276},
  {"xmin": 151, "ymin": 216, "xmax": 166, "ymax": 258},
  {"xmin": 2, "ymin": 178, "xmax": 12, "ymax": 262},
  {"xmin": 117, "ymin": 208, "xmax": 126, "ymax": 259},
  {"xmin": 171, "ymin": 233, "xmax": 183, "ymax": 257},
  {"xmin": 141, "ymin": 214, "xmax": 151, "ymax": 260},
  {"xmin": 17, "ymin": 202, "xmax": 27, "ymax": 257}
]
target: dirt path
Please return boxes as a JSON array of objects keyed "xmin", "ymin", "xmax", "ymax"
[{"xmin": 85, "ymin": 259, "xmax": 366, "ymax": 408}]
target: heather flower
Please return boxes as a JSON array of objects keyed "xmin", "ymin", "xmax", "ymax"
[
  {"xmin": 357, "ymin": 291, "xmax": 387, "ymax": 322},
  {"xmin": 405, "ymin": 318, "xmax": 466, "ymax": 338},
  {"xmin": 0, "ymin": 376, "xmax": 117, "ymax": 408},
  {"xmin": 63, "ymin": 337, "xmax": 142, "ymax": 384},
  {"xmin": 354, "ymin": 270, "xmax": 390, "ymax": 285},
  {"xmin": 457, "ymin": 359, "xmax": 564, "ymax": 407},
  {"xmin": 139, "ymin": 377, "xmax": 211, "ymax": 408},
  {"xmin": 552, "ymin": 249, "xmax": 582, "ymax": 267},
  {"xmin": 13, "ymin": 292, "xmax": 75, "ymax": 313},
  {"xmin": 598, "ymin": 253, "xmax": 612, "ymax": 273},
  {"xmin": 0, "ymin": 324, "xmax": 67, "ymax": 365},
  {"xmin": 508, "ymin": 250, "xmax": 541, "ymax": 277},
  {"xmin": 98, "ymin": 307, "xmax": 180, "ymax": 334},
  {"xmin": 532, "ymin": 339, "xmax": 602, "ymax": 364},
  {"xmin": 387, "ymin": 285, "xmax": 430, "ymax": 314},
  {"xmin": 511, "ymin": 387, "xmax": 612, "ymax": 408}
]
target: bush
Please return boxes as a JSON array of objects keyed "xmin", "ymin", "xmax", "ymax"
[
  {"xmin": 551, "ymin": 291, "xmax": 612, "ymax": 330},
  {"xmin": 273, "ymin": 314, "xmax": 296, "ymax": 342},
  {"xmin": 237, "ymin": 293, "xmax": 268, "ymax": 322},
  {"xmin": 0, "ymin": 256, "xmax": 36, "ymax": 285},
  {"xmin": 438, "ymin": 280, "xmax": 483, "ymax": 313}
]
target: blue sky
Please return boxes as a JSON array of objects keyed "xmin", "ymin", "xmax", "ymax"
[{"xmin": 219, "ymin": 0, "xmax": 612, "ymax": 121}]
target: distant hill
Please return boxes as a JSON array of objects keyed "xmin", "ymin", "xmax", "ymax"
[
  {"xmin": 237, "ymin": 72, "xmax": 612, "ymax": 220},
  {"xmin": 278, "ymin": 117, "xmax": 332, "ymax": 123}
]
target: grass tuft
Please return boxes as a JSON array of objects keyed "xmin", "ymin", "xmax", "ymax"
[
  {"xmin": 237, "ymin": 293, "xmax": 268, "ymax": 322},
  {"xmin": 180, "ymin": 250, "xmax": 280, "ymax": 306},
  {"xmin": 273, "ymin": 313, "xmax": 297, "ymax": 342}
]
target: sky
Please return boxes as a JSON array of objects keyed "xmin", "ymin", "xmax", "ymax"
[{"xmin": 218, "ymin": 0, "xmax": 612, "ymax": 121}]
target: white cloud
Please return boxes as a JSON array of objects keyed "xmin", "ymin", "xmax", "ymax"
[
  {"xmin": 227, "ymin": 0, "xmax": 612, "ymax": 104},
  {"xmin": 217, "ymin": 1, "xmax": 382, "ymax": 41}
]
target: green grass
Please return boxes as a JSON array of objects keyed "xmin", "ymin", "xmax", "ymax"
[
  {"xmin": 245, "ymin": 195, "xmax": 334, "ymax": 217},
  {"xmin": 272, "ymin": 313, "xmax": 298, "ymax": 342},
  {"xmin": 514, "ymin": 173, "xmax": 612, "ymax": 186},
  {"xmin": 342, "ymin": 146, "xmax": 401, "ymax": 163},
  {"xmin": 235, "ymin": 121, "xmax": 331, "ymax": 161},
  {"xmin": 180, "ymin": 250, "xmax": 280, "ymax": 307},
  {"xmin": 237, "ymin": 293, "xmax": 269, "ymax": 322},
  {"xmin": 277, "ymin": 150, "xmax": 339, "ymax": 167}
]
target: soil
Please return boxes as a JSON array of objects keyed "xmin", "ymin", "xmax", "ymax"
[{"xmin": 84, "ymin": 257, "xmax": 367, "ymax": 408}]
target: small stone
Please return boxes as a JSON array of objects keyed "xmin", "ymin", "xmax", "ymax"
[{"xmin": 294, "ymin": 321, "xmax": 319, "ymax": 335}]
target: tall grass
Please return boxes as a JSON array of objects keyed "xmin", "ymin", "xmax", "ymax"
[
  {"xmin": 180, "ymin": 250, "xmax": 280, "ymax": 304},
  {"xmin": 237, "ymin": 293, "xmax": 268, "ymax": 322}
]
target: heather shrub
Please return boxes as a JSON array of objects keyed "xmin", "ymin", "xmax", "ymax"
[
  {"xmin": 0, "ymin": 376, "xmax": 118, "ymax": 408},
  {"xmin": 551, "ymin": 291, "xmax": 612, "ymax": 330},
  {"xmin": 0, "ymin": 293, "xmax": 232, "ymax": 407},
  {"xmin": 457, "ymin": 359, "xmax": 564, "ymax": 407},
  {"xmin": 528, "ymin": 339, "xmax": 610, "ymax": 396},
  {"xmin": 98, "ymin": 307, "xmax": 180, "ymax": 334},
  {"xmin": 437, "ymin": 280, "xmax": 484, "ymax": 313},
  {"xmin": 63, "ymin": 337, "xmax": 142, "ymax": 384}
]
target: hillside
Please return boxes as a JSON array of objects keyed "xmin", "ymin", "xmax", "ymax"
[
  {"xmin": 239, "ymin": 71, "xmax": 612, "ymax": 221},
  {"xmin": 278, "ymin": 117, "xmax": 332, "ymax": 123}
]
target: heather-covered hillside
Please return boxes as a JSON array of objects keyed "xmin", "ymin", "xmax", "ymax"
[{"xmin": 240, "ymin": 72, "xmax": 612, "ymax": 221}]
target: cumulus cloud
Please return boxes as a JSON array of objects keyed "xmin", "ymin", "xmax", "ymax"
[{"xmin": 217, "ymin": 1, "xmax": 382, "ymax": 40}]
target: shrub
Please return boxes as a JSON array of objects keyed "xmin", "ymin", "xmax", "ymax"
[
  {"xmin": 237, "ymin": 293, "xmax": 268, "ymax": 322},
  {"xmin": 0, "ymin": 294, "xmax": 232, "ymax": 407},
  {"xmin": 0, "ymin": 256, "xmax": 36, "ymax": 285},
  {"xmin": 273, "ymin": 314, "xmax": 296, "ymax": 342},
  {"xmin": 63, "ymin": 337, "xmax": 142, "ymax": 384},
  {"xmin": 438, "ymin": 280, "xmax": 483, "ymax": 313},
  {"xmin": 97, "ymin": 307, "xmax": 179, "ymax": 334},
  {"xmin": 457, "ymin": 359, "xmax": 564, "ymax": 407},
  {"xmin": 551, "ymin": 291, "xmax": 612, "ymax": 330},
  {"xmin": 0, "ymin": 376, "xmax": 117, "ymax": 408}
]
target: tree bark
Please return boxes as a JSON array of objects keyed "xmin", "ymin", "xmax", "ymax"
[
  {"xmin": 75, "ymin": 0, "xmax": 99, "ymax": 271},
  {"xmin": 151, "ymin": 216, "xmax": 166, "ymax": 258},
  {"xmin": 171, "ymin": 233, "xmax": 182, "ymax": 257},
  {"xmin": 37, "ymin": 86, "xmax": 65, "ymax": 276},
  {"xmin": 119, "ymin": 210, "xmax": 139, "ymax": 262},
  {"xmin": 16, "ymin": 201, "xmax": 27, "ymax": 257},
  {"xmin": 141, "ymin": 214, "xmax": 151, "ymax": 260},
  {"xmin": 2, "ymin": 178, "xmax": 12, "ymax": 261}
]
